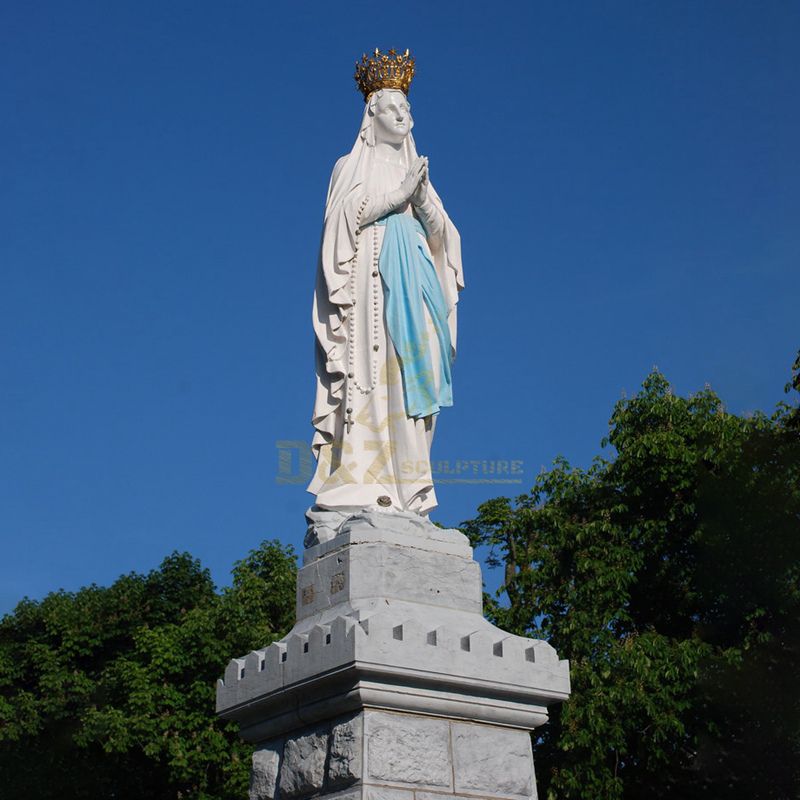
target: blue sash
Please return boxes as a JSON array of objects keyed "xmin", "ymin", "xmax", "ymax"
[{"xmin": 377, "ymin": 213, "xmax": 453, "ymax": 418}]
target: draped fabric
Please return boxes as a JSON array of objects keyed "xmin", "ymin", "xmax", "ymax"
[
  {"xmin": 378, "ymin": 213, "xmax": 453, "ymax": 419},
  {"xmin": 308, "ymin": 98, "xmax": 464, "ymax": 514}
]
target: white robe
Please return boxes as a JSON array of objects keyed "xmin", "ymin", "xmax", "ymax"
[{"xmin": 308, "ymin": 111, "xmax": 464, "ymax": 515}]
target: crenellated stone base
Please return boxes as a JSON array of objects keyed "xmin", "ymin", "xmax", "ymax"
[{"xmin": 218, "ymin": 512, "xmax": 569, "ymax": 800}]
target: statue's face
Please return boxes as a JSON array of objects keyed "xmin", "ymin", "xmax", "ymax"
[{"xmin": 371, "ymin": 89, "xmax": 413, "ymax": 145}]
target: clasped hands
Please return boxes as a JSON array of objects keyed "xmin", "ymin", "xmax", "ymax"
[{"xmin": 400, "ymin": 156, "xmax": 429, "ymax": 207}]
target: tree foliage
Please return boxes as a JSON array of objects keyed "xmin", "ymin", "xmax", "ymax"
[
  {"xmin": 2, "ymin": 356, "xmax": 798, "ymax": 800},
  {"xmin": 463, "ymin": 359, "xmax": 800, "ymax": 799},
  {"xmin": 0, "ymin": 540, "xmax": 296, "ymax": 800}
]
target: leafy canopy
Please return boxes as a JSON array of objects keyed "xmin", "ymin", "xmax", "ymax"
[
  {"xmin": 2, "ymin": 355, "xmax": 798, "ymax": 800},
  {"xmin": 463, "ymin": 360, "xmax": 800, "ymax": 800},
  {"xmin": 0, "ymin": 540, "xmax": 296, "ymax": 800}
]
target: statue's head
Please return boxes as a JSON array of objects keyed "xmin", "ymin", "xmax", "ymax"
[{"xmin": 368, "ymin": 89, "xmax": 413, "ymax": 146}]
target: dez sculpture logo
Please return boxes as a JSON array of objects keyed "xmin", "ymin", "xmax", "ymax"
[{"xmin": 276, "ymin": 440, "xmax": 523, "ymax": 486}]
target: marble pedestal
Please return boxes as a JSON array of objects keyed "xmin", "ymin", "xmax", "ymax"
[{"xmin": 217, "ymin": 512, "xmax": 570, "ymax": 800}]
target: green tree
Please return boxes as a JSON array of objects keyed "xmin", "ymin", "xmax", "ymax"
[
  {"xmin": 0, "ymin": 540, "xmax": 296, "ymax": 800},
  {"xmin": 463, "ymin": 363, "xmax": 800, "ymax": 800}
]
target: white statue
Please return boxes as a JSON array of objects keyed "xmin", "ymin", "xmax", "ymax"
[{"xmin": 307, "ymin": 49, "xmax": 464, "ymax": 539}]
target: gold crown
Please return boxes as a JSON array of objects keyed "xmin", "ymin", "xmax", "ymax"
[{"xmin": 354, "ymin": 48, "xmax": 415, "ymax": 102}]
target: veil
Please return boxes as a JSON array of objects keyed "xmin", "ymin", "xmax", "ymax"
[{"xmin": 310, "ymin": 96, "xmax": 464, "ymax": 462}]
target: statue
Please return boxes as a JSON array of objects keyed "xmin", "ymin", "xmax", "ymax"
[
  {"xmin": 307, "ymin": 49, "xmax": 464, "ymax": 540},
  {"xmin": 217, "ymin": 54, "xmax": 570, "ymax": 797}
]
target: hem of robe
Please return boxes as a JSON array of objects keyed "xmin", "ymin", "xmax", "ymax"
[{"xmin": 307, "ymin": 465, "xmax": 438, "ymax": 516}]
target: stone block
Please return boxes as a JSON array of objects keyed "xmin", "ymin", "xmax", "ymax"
[
  {"xmin": 416, "ymin": 794, "xmax": 474, "ymax": 800},
  {"xmin": 250, "ymin": 742, "xmax": 281, "ymax": 800},
  {"xmin": 363, "ymin": 788, "xmax": 414, "ymax": 800},
  {"xmin": 365, "ymin": 711, "xmax": 451, "ymax": 788},
  {"xmin": 303, "ymin": 510, "xmax": 472, "ymax": 563},
  {"xmin": 329, "ymin": 714, "xmax": 363, "ymax": 787},
  {"xmin": 452, "ymin": 721, "xmax": 534, "ymax": 797},
  {"xmin": 279, "ymin": 727, "xmax": 328, "ymax": 798},
  {"xmin": 296, "ymin": 537, "xmax": 482, "ymax": 622}
]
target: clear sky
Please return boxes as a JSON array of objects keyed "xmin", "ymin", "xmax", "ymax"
[{"xmin": 1, "ymin": 1, "xmax": 798, "ymax": 615}]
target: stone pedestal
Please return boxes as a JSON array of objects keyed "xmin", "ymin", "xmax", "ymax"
[{"xmin": 217, "ymin": 512, "xmax": 570, "ymax": 800}]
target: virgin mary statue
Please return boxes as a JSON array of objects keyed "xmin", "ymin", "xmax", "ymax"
[{"xmin": 308, "ymin": 49, "xmax": 464, "ymax": 528}]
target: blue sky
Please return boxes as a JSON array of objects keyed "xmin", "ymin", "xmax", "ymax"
[{"xmin": 1, "ymin": 1, "xmax": 798, "ymax": 614}]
